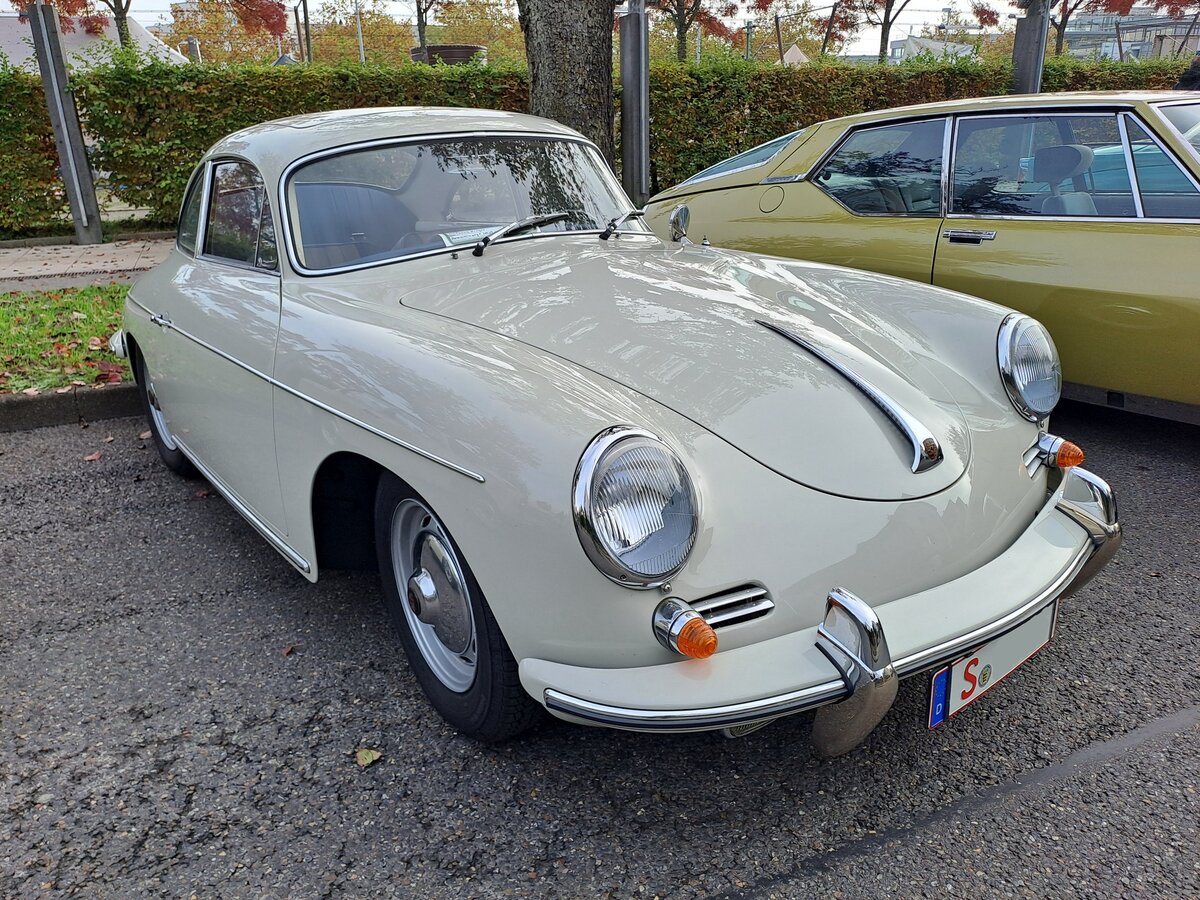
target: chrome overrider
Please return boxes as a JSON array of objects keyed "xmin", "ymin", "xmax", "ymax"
[{"xmin": 542, "ymin": 466, "xmax": 1121, "ymax": 748}]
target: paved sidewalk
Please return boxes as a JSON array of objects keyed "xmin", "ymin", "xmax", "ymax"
[{"xmin": 0, "ymin": 239, "xmax": 172, "ymax": 292}]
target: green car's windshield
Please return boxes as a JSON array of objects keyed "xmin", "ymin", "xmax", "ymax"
[
  {"xmin": 288, "ymin": 136, "xmax": 640, "ymax": 271},
  {"xmin": 1158, "ymin": 102, "xmax": 1200, "ymax": 154}
]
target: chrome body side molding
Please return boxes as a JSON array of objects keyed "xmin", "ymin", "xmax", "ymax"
[{"xmin": 128, "ymin": 296, "xmax": 486, "ymax": 483}]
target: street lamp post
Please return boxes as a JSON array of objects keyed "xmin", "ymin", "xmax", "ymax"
[{"xmin": 352, "ymin": 0, "xmax": 365, "ymax": 63}]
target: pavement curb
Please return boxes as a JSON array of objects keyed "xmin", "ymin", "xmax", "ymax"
[{"xmin": 0, "ymin": 383, "xmax": 140, "ymax": 433}]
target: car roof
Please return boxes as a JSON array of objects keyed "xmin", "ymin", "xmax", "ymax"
[
  {"xmin": 818, "ymin": 90, "xmax": 1199, "ymax": 128},
  {"xmin": 204, "ymin": 107, "xmax": 588, "ymax": 179}
]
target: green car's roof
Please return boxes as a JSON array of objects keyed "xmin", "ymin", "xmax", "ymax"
[{"xmin": 817, "ymin": 90, "xmax": 1198, "ymax": 129}]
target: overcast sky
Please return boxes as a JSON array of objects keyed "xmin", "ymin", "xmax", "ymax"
[{"xmin": 129, "ymin": 0, "xmax": 1021, "ymax": 59}]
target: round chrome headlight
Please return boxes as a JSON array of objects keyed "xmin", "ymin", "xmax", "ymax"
[
  {"xmin": 998, "ymin": 314, "xmax": 1061, "ymax": 422},
  {"xmin": 573, "ymin": 427, "xmax": 698, "ymax": 588}
]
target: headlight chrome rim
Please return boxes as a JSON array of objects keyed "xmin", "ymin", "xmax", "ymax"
[
  {"xmin": 998, "ymin": 313, "xmax": 1061, "ymax": 422},
  {"xmin": 573, "ymin": 426, "xmax": 698, "ymax": 590}
]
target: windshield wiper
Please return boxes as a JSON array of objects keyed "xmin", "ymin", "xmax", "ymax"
[
  {"xmin": 598, "ymin": 209, "xmax": 645, "ymax": 240},
  {"xmin": 472, "ymin": 212, "xmax": 570, "ymax": 257}
]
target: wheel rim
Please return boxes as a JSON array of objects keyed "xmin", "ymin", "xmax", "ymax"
[
  {"xmin": 143, "ymin": 370, "xmax": 178, "ymax": 452},
  {"xmin": 390, "ymin": 499, "xmax": 477, "ymax": 693}
]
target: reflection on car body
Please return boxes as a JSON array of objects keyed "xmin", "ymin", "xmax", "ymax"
[
  {"xmin": 116, "ymin": 108, "xmax": 1120, "ymax": 753},
  {"xmin": 646, "ymin": 92, "xmax": 1200, "ymax": 423}
]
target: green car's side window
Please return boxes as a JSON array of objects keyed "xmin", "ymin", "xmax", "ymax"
[
  {"xmin": 1123, "ymin": 116, "xmax": 1200, "ymax": 219},
  {"xmin": 814, "ymin": 119, "xmax": 945, "ymax": 216},
  {"xmin": 951, "ymin": 114, "xmax": 1136, "ymax": 218}
]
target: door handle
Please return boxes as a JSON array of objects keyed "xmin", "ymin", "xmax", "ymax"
[
  {"xmin": 150, "ymin": 313, "xmax": 172, "ymax": 329},
  {"xmin": 942, "ymin": 229, "xmax": 997, "ymax": 244}
]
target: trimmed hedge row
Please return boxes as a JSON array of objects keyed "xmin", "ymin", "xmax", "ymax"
[
  {"xmin": 0, "ymin": 67, "xmax": 70, "ymax": 233},
  {"xmin": 0, "ymin": 55, "xmax": 1189, "ymax": 234}
]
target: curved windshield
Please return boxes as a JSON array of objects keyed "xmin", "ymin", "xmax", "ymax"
[{"xmin": 287, "ymin": 136, "xmax": 639, "ymax": 271}]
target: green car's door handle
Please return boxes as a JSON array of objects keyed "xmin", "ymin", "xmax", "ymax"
[{"xmin": 942, "ymin": 229, "xmax": 997, "ymax": 244}]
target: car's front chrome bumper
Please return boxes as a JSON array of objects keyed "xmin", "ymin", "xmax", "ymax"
[{"xmin": 534, "ymin": 466, "xmax": 1120, "ymax": 744}]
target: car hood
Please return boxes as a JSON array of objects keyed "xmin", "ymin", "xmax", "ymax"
[{"xmin": 401, "ymin": 241, "xmax": 978, "ymax": 501}]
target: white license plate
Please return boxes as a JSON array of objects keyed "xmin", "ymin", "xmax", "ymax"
[{"xmin": 928, "ymin": 603, "xmax": 1057, "ymax": 729}]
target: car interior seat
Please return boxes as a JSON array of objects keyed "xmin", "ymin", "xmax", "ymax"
[{"xmin": 1034, "ymin": 144, "xmax": 1097, "ymax": 216}]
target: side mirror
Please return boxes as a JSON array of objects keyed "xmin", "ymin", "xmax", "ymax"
[{"xmin": 668, "ymin": 204, "xmax": 691, "ymax": 243}]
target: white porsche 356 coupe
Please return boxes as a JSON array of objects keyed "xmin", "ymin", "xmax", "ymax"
[{"xmin": 115, "ymin": 108, "xmax": 1120, "ymax": 753}]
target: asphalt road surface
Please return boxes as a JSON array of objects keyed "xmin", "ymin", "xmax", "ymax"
[{"xmin": 1, "ymin": 403, "xmax": 1197, "ymax": 898}]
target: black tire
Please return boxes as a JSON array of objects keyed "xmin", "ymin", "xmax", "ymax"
[
  {"xmin": 374, "ymin": 472, "xmax": 542, "ymax": 742},
  {"xmin": 133, "ymin": 346, "xmax": 198, "ymax": 478}
]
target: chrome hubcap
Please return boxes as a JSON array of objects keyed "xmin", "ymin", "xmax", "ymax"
[
  {"xmin": 391, "ymin": 499, "xmax": 477, "ymax": 692},
  {"xmin": 144, "ymin": 375, "xmax": 178, "ymax": 452}
]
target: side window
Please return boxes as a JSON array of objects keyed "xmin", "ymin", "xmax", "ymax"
[
  {"xmin": 1124, "ymin": 116, "xmax": 1200, "ymax": 219},
  {"xmin": 814, "ymin": 119, "xmax": 945, "ymax": 216},
  {"xmin": 952, "ymin": 114, "xmax": 1135, "ymax": 218},
  {"xmin": 177, "ymin": 168, "xmax": 204, "ymax": 254},
  {"xmin": 204, "ymin": 161, "xmax": 276, "ymax": 269},
  {"xmin": 256, "ymin": 193, "xmax": 279, "ymax": 270}
]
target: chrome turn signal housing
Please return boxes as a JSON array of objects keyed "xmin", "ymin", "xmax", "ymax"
[{"xmin": 653, "ymin": 597, "xmax": 718, "ymax": 659}]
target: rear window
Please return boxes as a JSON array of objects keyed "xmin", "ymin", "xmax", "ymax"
[{"xmin": 679, "ymin": 131, "xmax": 803, "ymax": 187}]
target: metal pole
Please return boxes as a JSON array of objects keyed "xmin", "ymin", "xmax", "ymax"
[
  {"xmin": 695, "ymin": 22, "xmax": 701, "ymax": 63},
  {"xmin": 619, "ymin": 0, "xmax": 650, "ymax": 206},
  {"xmin": 27, "ymin": 2, "xmax": 102, "ymax": 245},
  {"xmin": 293, "ymin": 4, "xmax": 304, "ymax": 61},
  {"xmin": 185, "ymin": 35, "xmax": 201, "ymax": 63},
  {"xmin": 744, "ymin": 22, "xmax": 754, "ymax": 59},
  {"xmin": 1174, "ymin": 10, "xmax": 1200, "ymax": 58},
  {"xmin": 775, "ymin": 14, "xmax": 785, "ymax": 64},
  {"xmin": 353, "ymin": 0, "xmax": 365, "ymax": 63},
  {"xmin": 302, "ymin": 0, "xmax": 312, "ymax": 63},
  {"xmin": 1114, "ymin": 19, "xmax": 1123, "ymax": 61},
  {"xmin": 1011, "ymin": 0, "xmax": 1050, "ymax": 94},
  {"xmin": 821, "ymin": 1, "xmax": 840, "ymax": 56}
]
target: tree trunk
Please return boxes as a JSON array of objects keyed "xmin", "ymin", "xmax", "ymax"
[
  {"xmin": 517, "ymin": 0, "xmax": 616, "ymax": 166},
  {"xmin": 417, "ymin": 6, "xmax": 428, "ymax": 50},
  {"xmin": 878, "ymin": 20, "xmax": 890, "ymax": 62},
  {"xmin": 1053, "ymin": 20, "xmax": 1065, "ymax": 54},
  {"xmin": 114, "ymin": 8, "xmax": 130, "ymax": 48},
  {"xmin": 676, "ymin": 22, "xmax": 687, "ymax": 62}
]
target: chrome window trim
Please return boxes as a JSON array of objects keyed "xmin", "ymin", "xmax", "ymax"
[
  {"xmin": 128, "ymin": 294, "xmax": 486, "ymax": 484},
  {"xmin": 176, "ymin": 164, "xmax": 207, "ymax": 257},
  {"xmin": 949, "ymin": 109, "xmax": 1137, "ymax": 219},
  {"xmin": 278, "ymin": 130, "xmax": 640, "ymax": 278},
  {"xmin": 201, "ymin": 158, "xmax": 281, "ymax": 274},
  {"xmin": 943, "ymin": 211, "xmax": 1200, "ymax": 225},
  {"xmin": 939, "ymin": 114, "xmax": 953, "ymax": 214},
  {"xmin": 809, "ymin": 116, "xmax": 950, "ymax": 219},
  {"xmin": 1116, "ymin": 113, "xmax": 1146, "ymax": 218}
]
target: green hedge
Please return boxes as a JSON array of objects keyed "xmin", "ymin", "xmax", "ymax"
[
  {"xmin": 0, "ymin": 55, "xmax": 1188, "ymax": 235},
  {"xmin": 0, "ymin": 65, "xmax": 70, "ymax": 233}
]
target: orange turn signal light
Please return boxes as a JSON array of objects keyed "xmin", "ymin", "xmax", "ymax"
[
  {"xmin": 1053, "ymin": 440, "xmax": 1085, "ymax": 468},
  {"xmin": 675, "ymin": 616, "xmax": 718, "ymax": 660}
]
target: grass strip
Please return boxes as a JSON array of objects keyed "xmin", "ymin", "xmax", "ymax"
[{"xmin": 0, "ymin": 284, "xmax": 130, "ymax": 394}]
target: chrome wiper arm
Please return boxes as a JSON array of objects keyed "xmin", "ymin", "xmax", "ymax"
[
  {"xmin": 598, "ymin": 209, "xmax": 645, "ymax": 240},
  {"xmin": 471, "ymin": 212, "xmax": 570, "ymax": 257}
]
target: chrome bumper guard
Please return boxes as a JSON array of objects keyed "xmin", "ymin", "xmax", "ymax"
[{"xmin": 543, "ymin": 466, "xmax": 1121, "ymax": 739}]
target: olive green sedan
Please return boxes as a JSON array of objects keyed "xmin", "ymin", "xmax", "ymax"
[{"xmin": 645, "ymin": 93, "xmax": 1200, "ymax": 422}]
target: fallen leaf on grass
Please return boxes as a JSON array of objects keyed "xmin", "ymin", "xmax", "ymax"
[
  {"xmin": 83, "ymin": 451, "xmax": 102, "ymax": 462},
  {"xmin": 70, "ymin": 311, "xmax": 88, "ymax": 320},
  {"xmin": 22, "ymin": 388, "xmax": 39, "ymax": 396},
  {"xmin": 138, "ymin": 430, "xmax": 152, "ymax": 440},
  {"xmin": 55, "ymin": 387, "xmax": 72, "ymax": 394},
  {"xmin": 355, "ymin": 749, "xmax": 382, "ymax": 768},
  {"xmin": 281, "ymin": 643, "xmax": 297, "ymax": 657},
  {"xmin": 87, "ymin": 337, "xmax": 104, "ymax": 350}
]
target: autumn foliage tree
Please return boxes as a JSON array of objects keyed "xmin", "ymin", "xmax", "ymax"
[{"xmin": 651, "ymin": 0, "xmax": 779, "ymax": 62}]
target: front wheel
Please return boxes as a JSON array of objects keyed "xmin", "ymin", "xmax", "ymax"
[
  {"xmin": 374, "ymin": 473, "xmax": 541, "ymax": 742},
  {"xmin": 133, "ymin": 347, "xmax": 197, "ymax": 478}
]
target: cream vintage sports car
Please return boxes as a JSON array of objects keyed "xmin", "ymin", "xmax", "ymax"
[{"xmin": 113, "ymin": 108, "xmax": 1120, "ymax": 754}]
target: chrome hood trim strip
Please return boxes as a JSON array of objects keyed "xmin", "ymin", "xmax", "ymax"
[{"xmin": 756, "ymin": 320, "xmax": 943, "ymax": 473}]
